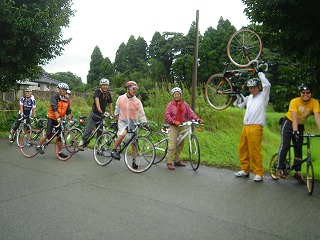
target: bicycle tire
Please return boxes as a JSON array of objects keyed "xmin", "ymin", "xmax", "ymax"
[
  {"xmin": 19, "ymin": 128, "xmax": 41, "ymax": 158},
  {"xmin": 70, "ymin": 128, "xmax": 83, "ymax": 153},
  {"xmin": 93, "ymin": 132, "xmax": 114, "ymax": 166},
  {"xmin": 227, "ymin": 29, "xmax": 262, "ymax": 68},
  {"xmin": 149, "ymin": 131, "xmax": 168, "ymax": 164},
  {"xmin": 205, "ymin": 73, "xmax": 234, "ymax": 110},
  {"xmin": 55, "ymin": 130, "xmax": 76, "ymax": 161},
  {"xmin": 124, "ymin": 137, "xmax": 155, "ymax": 173},
  {"xmin": 16, "ymin": 123, "xmax": 31, "ymax": 146},
  {"xmin": 269, "ymin": 153, "xmax": 279, "ymax": 180},
  {"xmin": 306, "ymin": 161, "xmax": 314, "ymax": 195},
  {"xmin": 189, "ymin": 134, "xmax": 200, "ymax": 171}
]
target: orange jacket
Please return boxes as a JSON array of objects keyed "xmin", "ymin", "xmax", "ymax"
[{"xmin": 47, "ymin": 93, "xmax": 72, "ymax": 120}]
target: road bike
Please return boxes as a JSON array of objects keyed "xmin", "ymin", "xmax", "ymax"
[
  {"xmin": 269, "ymin": 134, "xmax": 320, "ymax": 195},
  {"xmin": 67, "ymin": 115, "xmax": 87, "ymax": 153},
  {"xmin": 93, "ymin": 121, "xmax": 155, "ymax": 173},
  {"xmin": 205, "ymin": 29, "xmax": 267, "ymax": 110},
  {"xmin": 148, "ymin": 120, "xmax": 202, "ymax": 171},
  {"xmin": 19, "ymin": 118, "xmax": 76, "ymax": 161},
  {"xmin": 9, "ymin": 115, "xmax": 33, "ymax": 146}
]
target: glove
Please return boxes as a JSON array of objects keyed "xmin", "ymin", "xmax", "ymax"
[
  {"xmin": 197, "ymin": 119, "xmax": 204, "ymax": 124},
  {"xmin": 56, "ymin": 117, "xmax": 61, "ymax": 124},
  {"xmin": 142, "ymin": 122, "xmax": 151, "ymax": 131},
  {"xmin": 173, "ymin": 120, "xmax": 181, "ymax": 126},
  {"xmin": 98, "ymin": 111, "xmax": 104, "ymax": 116},
  {"xmin": 293, "ymin": 131, "xmax": 300, "ymax": 144}
]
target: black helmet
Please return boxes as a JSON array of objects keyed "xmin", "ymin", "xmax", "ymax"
[{"xmin": 298, "ymin": 83, "xmax": 312, "ymax": 92}]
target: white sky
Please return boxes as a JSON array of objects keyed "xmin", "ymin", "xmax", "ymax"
[{"xmin": 42, "ymin": 0, "xmax": 250, "ymax": 83}]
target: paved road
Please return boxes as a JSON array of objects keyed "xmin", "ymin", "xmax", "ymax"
[{"xmin": 1, "ymin": 137, "xmax": 320, "ymax": 240}]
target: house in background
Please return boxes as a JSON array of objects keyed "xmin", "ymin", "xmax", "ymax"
[{"xmin": 18, "ymin": 75, "xmax": 61, "ymax": 92}]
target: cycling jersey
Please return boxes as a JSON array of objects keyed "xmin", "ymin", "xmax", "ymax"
[
  {"xmin": 19, "ymin": 95, "xmax": 36, "ymax": 117},
  {"xmin": 47, "ymin": 93, "xmax": 72, "ymax": 120}
]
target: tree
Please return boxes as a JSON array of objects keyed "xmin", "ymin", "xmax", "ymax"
[
  {"xmin": 87, "ymin": 46, "xmax": 104, "ymax": 87},
  {"xmin": 0, "ymin": 0, "xmax": 74, "ymax": 92},
  {"xmin": 48, "ymin": 71, "xmax": 83, "ymax": 91}
]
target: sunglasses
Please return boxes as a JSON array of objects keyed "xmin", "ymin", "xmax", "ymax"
[{"xmin": 301, "ymin": 91, "xmax": 311, "ymax": 95}]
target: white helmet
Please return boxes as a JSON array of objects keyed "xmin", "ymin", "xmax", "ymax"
[
  {"xmin": 171, "ymin": 87, "xmax": 182, "ymax": 95},
  {"xmin": 57, "ymin": 82, "xmax": 69, "ymax": 90},
  {"xmin": 246, "ymin": 78, "xmax": 261, "ymax": 87},
  {"xmin": 100, "ymin": 78, "xmax": 110, "ymax": 85}
]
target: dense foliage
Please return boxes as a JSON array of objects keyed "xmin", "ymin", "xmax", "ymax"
[{"xmin": 0, "ymin": 0, "xmax": 74, "ymax": 92}]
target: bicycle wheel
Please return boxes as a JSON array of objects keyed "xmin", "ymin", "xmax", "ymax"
[
  {"xmin": 71, "ymin": 128, "xmax": 83, "ymax": 153},
  {"xmin": 227, "ymin": 29, "xmax": 262, "ymax": 68},
  {"xmin": 189, "ymin": 134, "xmax": 200, "ymax": 171},
  {"xmin": 205, "ymin": 73, "xmax": 233, "ymax": 110},
  {"xmin": 269, "ymin": 153, "xmax": 279, "ymax": 180},
  {"xmin": 16, "ymin": 123, "xmax": 32, "ymax": 146},
  {"xmin": 94, "ymin": 132, "xmax": 114, "ymax": 166},
  {"xmin": 55, "ymin": 130, "xmax": 76, "ymax": 161},
  {"xmin": 149, "ymin": 131, "xmax": 168, "ymax": 164},
  {"xmin": 306, "ymin": 160, "xmax": 314, "ymax": 195},
  {"xmin": 20, "ymin": 128, "xmax": 41, "ymax": 158},
  {"xmin": 124, "ymin": 137, "xmax": 155, "ymax": 173}
]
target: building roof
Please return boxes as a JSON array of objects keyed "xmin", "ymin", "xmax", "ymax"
[{"xmin": 33, "ymin": 75, "xmax": 61, "ymax": 85}]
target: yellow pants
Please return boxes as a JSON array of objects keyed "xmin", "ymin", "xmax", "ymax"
[
  {"xmin": 166, "ymin": 125, "xmax": 185, "ymax": 163},
  {"xmin": 238, "ymin": 125, "xmax": 264, "ymax": 176}
]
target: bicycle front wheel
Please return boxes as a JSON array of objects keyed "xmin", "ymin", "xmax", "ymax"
[
  {"xmin": 227, "ymin": 29, "xmax": 262, "ymax": 68},
  {"xmin": 94, "ymin": 132, "xmax": 114, "ymax": 166},
  {"xmin": 189, "ymin": 134, "xmax": 200, "ymax": 171},
  {"xmin": 205, "ymin": 73, "xmax": 233, "ymax": 110},
  {"xmin": 20, "ymin": 129, "xmax": 41, "ymax": 158},
  {"xmin": 149, "ymin": 131, "xmax": 168, "ymax": 164},
  {"xmin": 55, "ymin": 130, "xmax": 76, "ymax": 161},
  {"xmin": 16, "ymin": 123, "xmax": 31, "ymax": 146},
  {"xmin": 124, "ymin": 137, "xmax": 155, "ymax": 173},
  {"xmin": 306, "ymin": 160, "xmax": 314, "ymax": 195},
  {"xmin": 269, "ymin": 153, "xmax": 279, "ymax": 180}
]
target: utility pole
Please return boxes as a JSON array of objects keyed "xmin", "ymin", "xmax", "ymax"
[{"xmin": 191, "ymin": 10, "xmax": 199, "ymax": 111}]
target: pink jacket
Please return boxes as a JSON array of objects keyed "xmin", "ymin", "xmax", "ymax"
[{"xmin": 165, "ymin": 100, "xmax": 199, "ymax": 125}]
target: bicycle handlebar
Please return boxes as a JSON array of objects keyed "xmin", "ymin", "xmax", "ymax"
[{"xmin": 178, "ymin": 119, "xmax": 204, "ymax": 127}]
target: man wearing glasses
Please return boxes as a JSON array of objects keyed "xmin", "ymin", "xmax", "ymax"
[{"xmin": 276, "ymin": 83, "xmax": 320, "ymax": 182}]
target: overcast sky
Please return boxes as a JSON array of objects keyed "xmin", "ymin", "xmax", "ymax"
[{"xmin": 42, "ymin": 0, "xmax": 250, "ymax": 83}]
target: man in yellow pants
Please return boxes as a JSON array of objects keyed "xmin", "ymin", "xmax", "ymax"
[{"xmin": 234, "ymin": 71, "xmax": 271, "ymax": 182}]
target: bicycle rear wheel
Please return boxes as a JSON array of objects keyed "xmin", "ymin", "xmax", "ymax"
[
  {"xmin": 71, "ymin": 128, "xmax": 83, "ymax": 153},
  {"xmin": 227, "ymin": 29, "xmax": 262, "ymax": 68},
  {"xmin": 189, "ymin": 134, "xmax": 200, "ymax": 171},
  {"xmin": 94, "ymin": 132, "xmax": 114, "ymax": 166},
  {"xmin": 205, "ymin": 73, "xmax": 233, "ymax": 110},
  {"xmin": 20, "ymin": 128, "xmax": 41, "ymax": 158},
  {"xmin": 124, "ymin": 137, "xmax": 155, "ymax": 173},
  {"xmin": 306, "ymin": 160, "xmax": 314, "ymax": 195},
  {"xmin": 55, "ymin": 130, "xmax": 76, "ymax": 161},
  {"xmin": 149, "ymin": 131, "xmax": 168, "ymax": 164},
  {"xmin": 269, "ymin": 153, "xmax": 279, "ymax": 180}
]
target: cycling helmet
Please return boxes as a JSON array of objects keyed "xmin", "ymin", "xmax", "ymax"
[
  {"xmin": 24, "ymin": 87, "xmax": 32, "ymax": 92},
  {"xmin": 57, "ymin": 82, "xmax": 69, "ymax": 90},
  {"xmin": 171, "ymin": 87, "xmax": 182, "ymax": 95},
  {"xmin": 125, "ymin": 81, "xmax": 138, "ymax": 89},
  {"xmin": 298, "ymin": 83, "xmax": 312, "ymax": 92},
  {"xmin": 100, "ymin": 78, "xmax": 110, "ymax": 85},
  {"xmin": 246, "ymin": 78, "xmax": 261, "ymax": 87}
]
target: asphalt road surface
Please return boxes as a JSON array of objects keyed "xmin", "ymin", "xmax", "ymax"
[{"xmin": 1, "ymin": 137, "xmax": 320, "ymax": 240}]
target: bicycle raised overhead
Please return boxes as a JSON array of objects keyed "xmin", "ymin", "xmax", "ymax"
[
  {"xmin": 93, "ymin": 121, "xmax": 155, "ymax": 173},
  {"xmin": 269, "ymin": 134, "xmax": 320, "ymax": 195},
  {"xmin": 19, "ymin": 118, "xmax": 76, "ymax": 161},
  {"xmin": 148, "ymin": 120, "xmax": 203, "ymax": 171}
]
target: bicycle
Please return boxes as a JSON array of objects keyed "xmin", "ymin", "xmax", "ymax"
[
  {"xmin": 9, "ymin": 114, "xmax": 33, "ymax": 146},
  {"xmin": 19, "ymin": 118, "xmax": 76, "ymax": 161},
  {"xmin": 148, "ymin": 120, "xmax": 202, "ymax": 171},
  {"xmin": 269, "ymin": 134, "xmax": 320, "ymax": 195},
  {"xmin": 67, "ymin": 116, "xmax": 87, "ymax": 153},
  {"xmin": 93, "ymin": 121, "xmax": 155, "ymax": 173},
  {"xmin": 205, "ymin": 29, "xmax": 267, "ymax": 110}
]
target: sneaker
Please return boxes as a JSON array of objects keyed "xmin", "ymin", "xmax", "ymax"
[
  {"xmin": 253, "ymin": 175, "xmax": 263, "ymax": 182},
  {"xmin": 132, "ymin": 161, "xmax": 138, "ymax": 170},
  {"xmin": 293, "ymin": 172, "xmax": 305, "ymax": 184},
  {"xmin": 166, "ymin": 163, "xmax": 175, "ymax": 170},
  {"xmin": 234, "ymin": 170, "xmax": 249, "ymax": 177},
  {"xmin": 276, "ymin": 169, "xmax": 286, "ymax": 179},
  {"xmin": 111, "ymin": 150, "xmax": 120, "ymax": 160},
  {"xmin": 58, "ymin": 152, "xmax": 68, "ymax": 159},
  {"xmin": 78, "ymin": 140, "xmax": 84, "ymax": 151},
  {"xmin": 36, "ymin": 145, "xmax": 45, "ymax": 154},
  {"xmin": 9, "ymin": 134, "xmax": 14, "ymax": 143}
]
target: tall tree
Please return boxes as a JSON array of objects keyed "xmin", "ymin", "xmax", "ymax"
[
  {"xmin": 49, "ymin": 72, "xmax": 83, "ymax": 91},
  {"xmin": 0, "ymin": 0, "xmax": 74, "ymax": 91},
  {"xmin": 87, "ymin": 46, "xmax": 104, "ymax": 87}
]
